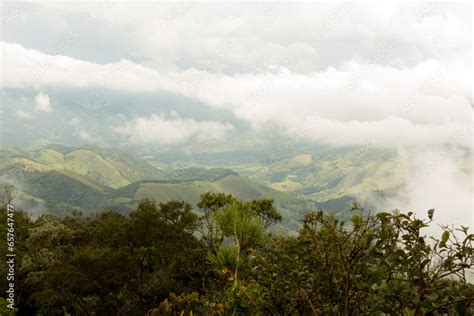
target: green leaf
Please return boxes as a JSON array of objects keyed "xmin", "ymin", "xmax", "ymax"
[
  {"xmin": 441, "ymin": 231, "xmax": 450, "ymax": 243},
  {"xmin": 427, "ymin": 209, "xmax": 434, "ymax": 220}
]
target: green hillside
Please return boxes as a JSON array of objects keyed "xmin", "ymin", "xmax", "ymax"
[
  {"xmin": 233, "ymin": 148, "xmax": 403, "ymax": 202},
  {"xmin": 118, "ymin": 175, "xmax": 301, "ymax": 206},
  {"xmin": 0, "ymin": 146, "xmax": 322, "ymax": 231},
  {"xmin": 0, "ymin": 145, "xmax": 166, "ymax": 215},
  {"xmin": 1, "ymin": 145, "xmax": 166, "ymax": 189},
  {"xmin": 20, "ymin": 170, "xmax": 112, "ymax": 214},
  {"xmin": 4, "ymin": 145, "xmax": 413, "ymax": 231},
  {"xmin": 166, "ymin": 167, "xmax": 238, "ymax": 181},
  {"xmin": 215, "ymin": 175, "xmax": 300, "ymax": 203},
  {"xmin": 79, "ymin": 145, "xmax": 167, "ymax": 182},
  {"xmin": 116, "ymin": 174, "xmax": 319, "ymax": 231}
]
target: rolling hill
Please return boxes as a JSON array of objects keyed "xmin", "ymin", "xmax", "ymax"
[
  {"xmin": 5, "ymin": 144, "xmax": 438, "ymax": 230},
  {"xmin": 0, "ymin": 146, "xmax": 323, "ymax": 231},
  {"xmin": 1, "ymin": 145, "xmax": 166, "ymax": 189},
  {"xmin": 2, "ymin": 145, "xmax": 415, "ymax": 228},
  {"xmin": 230, "ymin": 147, "xmax": 404, "ymax": 205}
]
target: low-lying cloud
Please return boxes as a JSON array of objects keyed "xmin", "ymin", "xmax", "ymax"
[
  {"xmin": 114, "ymin": 113, "xmax": 234, "ymax": 145},
  {"xmin": 3, "ymin": 42, "xmax": 472, "ymax": 150},
  {"xmin": 34, "ymin": 91, "xmax": 53, "ymax": 112},
  {"xmin": 373, "ymin": 148, "xmax": 473, "ymax": 234}
]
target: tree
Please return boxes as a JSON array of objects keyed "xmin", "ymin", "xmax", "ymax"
[
  {"xmin": 197, "ymin": 192, "xmax": 237, "ymax": 253},
  {"xmin": 4, "ymin": 194, "xmax": 473, "ymax": 315},
  {"xmin": 15, "ymin": 200, "xmax": 207, "ymax": 315},
  {"xmin": 207, "ymin": 201, "xmax": 278, "ymax": 314},
  {"xmin": 248, "ymin": 198, "xmax": 282, "ymax": 229},
  {"xmin": 245, "ymin": 206, "xmax": 474, "ymax": 315},
  {"xmin": 197, "ymin": 193, "xmax": 282, "ymax": 253}
]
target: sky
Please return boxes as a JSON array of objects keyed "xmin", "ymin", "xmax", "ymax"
[{"xmin": 1, "ymin": 1, "xmax": 472, "ymax": 149}]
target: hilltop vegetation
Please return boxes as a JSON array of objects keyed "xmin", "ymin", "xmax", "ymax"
[{"xmin": 1, "ymin": 194, "xmax": 473, "ymax": 315}]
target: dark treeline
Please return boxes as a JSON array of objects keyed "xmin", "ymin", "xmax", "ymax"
[{"xmin": 1, "ymin": 193, "xmax": 473, "ymax": 315}]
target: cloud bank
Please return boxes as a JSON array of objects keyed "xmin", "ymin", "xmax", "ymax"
[{"xmin": 2, "ymin": 42, "xmax": 472, "ymax": 149}]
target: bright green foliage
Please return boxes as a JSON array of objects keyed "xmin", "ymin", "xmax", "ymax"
[{"xmin": 197, "ymin": 192, "xmax": 280, "ymax": 254}]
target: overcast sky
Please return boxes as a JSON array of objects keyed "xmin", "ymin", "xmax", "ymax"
[{"xmin": 1, "ymin": 1, "xmax": 472, "ymax": 148}]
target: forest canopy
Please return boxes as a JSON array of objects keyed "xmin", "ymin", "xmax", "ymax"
[{"xmin": 1, "ymin": 192, "xmax": 473, "ymax": 315}]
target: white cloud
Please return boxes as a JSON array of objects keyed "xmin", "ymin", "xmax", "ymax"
[
  {"xmin": 114, "ymin": 114, "xmax": 234, "ymax": 145},
  {"xmin": 377, "ymin": 148, "xmax": 473, "ymax": 235},
  {"xmin": 5, "ymin": 2, "xmax": 469, "ymax": 73},
  {"xmin": 2, "ymin": 42, "xmax": 164, "ymax": 91},
  {"xmin": 78, "ymin": 129, "xmax": 91, "ymax": 141},
  {"xmin": 3, "ymin": 41, "xmax": 471, "ymax": 149},
  {"xmin": 15, "ymin": 110, "xmax": 32, "ymax": 118},
  {"xmin": 34, "ymin": 91, "xmax": 52, "ymax": 112}
]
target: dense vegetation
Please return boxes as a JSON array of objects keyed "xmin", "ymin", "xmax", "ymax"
[{"xmin": 1, "ymin": 193, "xmax": 473, "ymax": 315}]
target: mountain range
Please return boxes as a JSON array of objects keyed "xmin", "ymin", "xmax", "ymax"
[
  {"xmin": 1, "ymin": 145, "xmax": 324, "ymax": 232},
  {"xmin": 5, "ymin": 144, "xmax": 470, "ymax": 232}
]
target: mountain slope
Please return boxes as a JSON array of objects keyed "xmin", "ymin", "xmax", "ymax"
[
  {"xmin": 117, "ymin": 174, "xmax": 301, "ymax": 206},
  {"xmin": 1, "ymin": 145, "xmax": 166, "ymax": 189},
  {"xmin": 1, "ymin": 145, "xmax": 359, "ymax": 232},
  {"xmin": 116, "ymin": 174, "xmax": 319, "ymax": 231},
  {"xmin": 234, "ymin": 147, "xmax": 403, "ymax": 202},
  {"xmin": 1, "ymin": 147, "xmax": 318, "ymax": 227}
]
